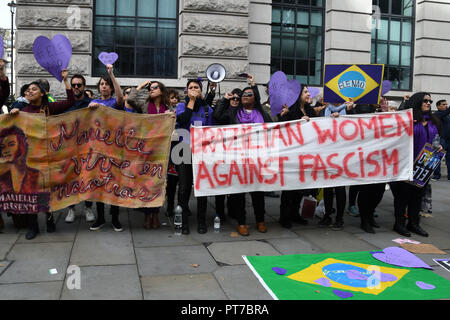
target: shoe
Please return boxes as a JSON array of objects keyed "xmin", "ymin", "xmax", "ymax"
[
  {"xmin": 347, "ymin": 206, "xmax": 359, "ymax": 217},
  {"xmin": 257, "ymin": 222, "xmax": 268, "ymax": 233},
  {"xmin": 279, "ymin": 219, "xmax": 292, "ymax": 229},
  {"xmin": 25, "ymin": 227, "xmax": 39, "ymax": 240},
  {"xmin": 197, "ymin": 222, "xmax": 207, "ymax": 234},
  {"xmin": 84, "ymin": 207, "xmax": 95, "ymax": 222},
  {"xmin": 407, "ymin": 224, "xmax": 429, "ymax": 237},
  {"xmin": 144, "ymin": 213, "xmax": 152, "ymax": 230},
  {"xmin": 112, "ymin": 219, "xmax": 123, "ymax": 232},
  {"xmin": 237, "ymin": 225, "xmax": 249, "ymax": 236},
  {"xmin": 393, "ymin": 224, "xmax": 411, "ymax": 237},
  {"xmin": 46, "ymin": 214, "xmax": 56, "ymax": 233},
  {"xmin": 65, "ymin": 208, "xmax": 76, "ymax": 223},
  {"xmin": 90, "ymin": 219, "xmax": 106, "ymax": 231},
  {"xmin": 318, "ymin": 216, "xmax": 332, "ymax": 227},
  {"xmin": 151, "ymin": 212, "xmax": 161, "ymax": 229},
  {"xmin": 360, "ymin": 222, "xmax": 375, "ymax": 234},
  {"xmin": 331, "ymin": 220, "xmax": 344, "ymax": 231},
  {"xmin": 369, "ymin": 218, "xmax": 380, "ymax": 228},
  {"xmin": 291, "ymin": 215, "xmax": 308, "ymax": 225}
]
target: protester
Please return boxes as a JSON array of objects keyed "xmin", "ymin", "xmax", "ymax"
[
  {"xmin": 64, "ymin": 74, "xmax": 95, "ymax": 223},
  {"xmin": 0, "ymin": 59, "xmax": 10, "ymax": 108},
  {"xmin": 433, "ymin": 100, "xmax": 450, "ymax": 180},
  {"xmin": 214, "ymin": 85, "xmax": 272, "ymax": 236},
  {"xmin": 390, "ymin": 92, "xmax": 442, "ymax": 237},
  {"xmin": 166, "ymin": 89, "xmax": 180, "ymax": 217},
  {"xmin": 10, "ymin": 84, "xmax": 30, "ymax": 111},
  {"xmin": 176, "ymin": 79, "xmax": 214, "ymax": 234},
  {"xmin": 167, "ymin": 89, "xmax": 179, "ymax": 111},
  {"xmin": 9, "ymin": 69, "xmax": 75, "ymax": 239},
  {"xmin": 36, "ymin": 78, "xmax": 55, "ymax": 102},
  {"xmin": 88, "ymin": 64, "xmax": 124, "ymax": 232},
  {"xmin": 277, "ymin": 85, "xmax": 315, "ymax": 229}
]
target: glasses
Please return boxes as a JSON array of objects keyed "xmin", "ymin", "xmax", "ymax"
[
  {"xmin": 149, "ymin": 85, "xmax": 159, "ymax": 91},
  {"xmin": 71, "ymin": 83, "xmax": 84, "ymax": 88},
  {"xmin": 423, "ymin": 99, "xmax": 433, "ymax": 104},
  {"xmin": 231, "ymin": 97, "xmax": 240, "ymax": 101},
  {"xmin": 242, "ymin": 92, "xmax": 254, "ymax": 97}
]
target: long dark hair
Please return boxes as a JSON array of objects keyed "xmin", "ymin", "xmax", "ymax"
[
  {"xmin": 146, "ymin": 81, "xmax": 169, "ymax": 106},
  {"xmin": 408, "ymin": 92, "xmax": 441, "ymax": 132},
  {"xmin": 28, "ymin": 82, "xmax": 49, "ymax": 107},
  {"xmin": 96, "ymin": 75, "xmax": 115, "ymax": 95}
]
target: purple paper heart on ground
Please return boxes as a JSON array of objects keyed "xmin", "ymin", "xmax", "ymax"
[
  {"xmin": 381, "ymin": 80, "xmax": 392, "ymax": 96},
  {"xmin": 333, "ymin": 289, "xmax": 353, "ymax": 299},
  {"xmin": 0, "ymin": 35, "xmax": 4, "ymax": 59},
  {"xmin": 308, "ymin": 87, "xmax": 320, "ymax": 99},
  {"xmin": 371, "ymin": 247, "xmax": 433, "ymax": 270},
  {"xmin": 98, "ymin": 52, "xmax": 119, "ymax": 66},
  {"xmin": 33, "ymin": 34, "xmax": 72, "ymax": 82},
  {"xmin": 346, "ymin": 269, "xmax": 368, "ymax": 280},
  {"xmin": 268, "ymin": 71, "xmax": 301, "ymax": 117},
  {"xmin": 416, "ymin": 281, "xmax": 435, "ymax": 290},
  {"xmin": 272, "ymin": 267, "xmax": 287, "ymax": 275},
  {"xmin": 314, "ymin": 277, "xmax": 332, "ymax": 287}
]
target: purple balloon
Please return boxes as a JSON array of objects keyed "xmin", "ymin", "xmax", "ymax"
[
  {"xmin": 98, "ymin": 52, "xmax": 119, "ymax": 66},
  {"xmin": 33, "ymin": 35, "xmax": 72, "ymax": 82},
  {"xmin": 333, "ymin": 290, "xmax": 353, "ymax": 299},
  {"xmin": 314, "ymin": 277, "xmax": 332, "ymax": 287},
  {"xmin": 308, "ymin": 87, "xmax": 321, "ymax": 99},
  {"xmin": 416, "ymin": 281, "xmax": 435, "ymax": 290},
  {"xmin": 0, "ymin": 35, "xmax": 4, "ymax": 59},
  {"xmin": 272, "ymin": 267, "xmax": 287, "ymax": 275},
  {"xmin": 371, "ymin": 247, "xmax": 433, "ymax": 270},
  {"xmin": 268, "ymin": 71, "xmax": 302, "ymax": 117},
  {"xmin": 381, "ymin": 80, "xmax": 392, "ymax": 96}
]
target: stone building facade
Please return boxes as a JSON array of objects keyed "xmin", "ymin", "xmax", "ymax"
[{"xmin": 13, "ymin": 0, "xmax": 450, "ymax": 103}]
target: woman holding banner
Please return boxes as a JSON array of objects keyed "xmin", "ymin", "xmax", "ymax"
[
  {"xmin": 9, "ymin": 69, "xmax": 75, "ymax": 239},
  {"xmin": 88, "ymin": 64, "xmax": 125, "ymax": 232},
  {"xmin": 277, "ymin": 85, "xmax": 316, "ymax": 229},
  {"xmin": 390, "ymin": 92, "xmax": 442, "ymax": 237},
  {"xmin": 176, "ymin": 79, "xmax": 214, "ymax": 235},
  {"xmin": 214, "ymin": 86, "xmax": 272, "ymax": 236}
]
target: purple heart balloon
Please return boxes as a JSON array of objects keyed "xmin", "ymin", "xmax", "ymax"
[
  {"xmin": 33, "ymin": 34, "xmax": 72, "ymax": 82},
  {"xmin": 98, "ymin": 52, "xmax": 119, "ymax": 66},
  {"xmin": 308, "ymin": 87, "xmax": 321, "ymax": 99},
  {"xmin": 272, "ymin": 267, "xmax": 287, "ymax": 275},
  {"xmin": 381, "ymin": 80, "xmax": 392, "ymax": 96},
  {"xmin": 0, "ymin": 35, "xmax": 4, "ymax": 59},
  {"xmin": 416, "ymin": 281, "xmax": 435, "ymax": 290},
  {"xmin": 268, "ymin": 71, "xmax": 301, "ymax": 117},
  {"xmin": 333, "ymin": 290, "xmax": 353, "ymax": 299},
  {"xmin": 371, "ymin": 247, "xmax": 433, "ymax": 270}
]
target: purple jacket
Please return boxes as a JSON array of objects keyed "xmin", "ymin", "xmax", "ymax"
[{"xmin": 413, "ymin": 118, "xmax": 439, "ymax": 159}]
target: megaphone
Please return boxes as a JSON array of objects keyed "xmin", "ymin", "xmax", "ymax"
[{"xmin": 206, "ymin": 63, "xmax": 226, "ymax": 83}]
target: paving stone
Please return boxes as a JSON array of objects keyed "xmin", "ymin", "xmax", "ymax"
[
  {"xmin": 214, "ymin": 265, "xmax": 273, "ymax": 300},
  {"xmin": 141, "ymin": 273, "xmax": 227, "ymax": 300},
  {"xmin": 0, "ymin": 234, "xmax": 19, "ymax": 260},
  {"xmin": 0, "ymin": 260, "xmax": 11, "ymax": 277},
  {"xmin": 132, "ymin": 227, "xmax": 201, "ymax": 247},
  {"xmin": 0, "ymin": 282, "xmax": 63, "ymax": 300},
  {"xmin": 295, "ymin": 229, "xmax": 377, "ymax": 253},
  {"xmin": 0, "ymin": 242, "xmax": 72, "ymax": 284},
  {"xmin": 242, "ymin": 222, "xmax": 299, "ymax": 241},
  {"xmin": 61, "ymin": 265, "xmax": 142, "ymax": 300},
  {"xmin": 207, "ymin": 241, "xmax": 280, "ymax": 266},
  {"xmin": 136, "ymin": 246, "xmax": 218, "ymax": 276},
  {"xmin": 69, "ymin": 228, "xmax": 135, "ymax": 267},
  {"xmin": 267, "ymin": 237, "xmax": 324, "ymax": 255},
  {"xmin": 354, "ymin": 231, "xmax": 411, "ymax": 250}
]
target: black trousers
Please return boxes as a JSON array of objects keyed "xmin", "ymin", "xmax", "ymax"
[
  {"xmin": 215, "ymin": 195, "xmax": 225, "ymax": 217},
  {"xmin": 279, "ymin": 190, "xmax": 303, "ymax": 222},
  {"xmin": 96, "ymin": 203, "xmax": 119, "ymax": 219},
  {"xmin": 166, "ymin": 174, "xmax": 178, "ymax": 211},
  {"xmin": 69, "ymin": 201, "xmax": 93, "ymax": 209},
  {"xmin": 324, "ymin": 186, "xmax": 346, "ymax": 221},
  {"xmin": 177, "ymin": 163, "xmax": 207, "ymax": 219},
  {"xmin": 229, "ymin": 192, "xmax": 265, "ymax": 225},
  {"xmin": 357, "ymin": 183, "xmax": 385, "ymax": 223},
  {"xmin": 390, "ymin": 181, "xmax": 424, "ymax": 226},
  {"xmin": 348, "ymin": 186, "xmax": 360, "ymax": 207}
]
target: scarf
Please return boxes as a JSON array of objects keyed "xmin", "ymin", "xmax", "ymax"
[
  {"xmin": 237, "ymin": 107, "xmax": 264, "ymax": 124},
  {"xmin": 148, "ymin": 101, "xmax": 167, "ymax": 115}
]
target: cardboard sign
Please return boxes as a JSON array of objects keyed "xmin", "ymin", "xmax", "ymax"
[
  {"xmin": 410, "ymin": 143, "xmax": 446, "ymax": 188},
  {"xmin": 191, "ymin": 110, "xmax": 414, "ymax": 197},
  {"xmin": 33, "ymin": 34, "xmax": 72, "ymax": 82},
  {"xmin": 0, "ymin": 107, "xmax": 175, "ymax": 213},
  {"xmin": 268, "ymin": 71, "xmax": 302, "ymax": 117},
  {"xmin": 323, "ymin": 64, "xmax": 384, "ymax": 104}
]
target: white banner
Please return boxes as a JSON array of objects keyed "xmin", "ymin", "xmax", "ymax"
[{"xmin": 191, "ymin": 110, "xmax": 414, "ymax": 197}]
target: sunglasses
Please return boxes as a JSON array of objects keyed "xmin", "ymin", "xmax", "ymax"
[
  {"xmin": 71, "ymin": 83, "xmax": 84, "ymax": 88},
  {"xmin": 242, "ymin": 92, "xmax": 254, "ymax": 97},
  {"xmin": 149, "ymin": 85, "xmax": 159, "ymax": 91},
  {"xmin": 231, "ymin": 97, "xmax": 240, "ymax": 101},
  {"xmin": 423, "ymin": 99, "xmax": 433, "ymax": 104}
]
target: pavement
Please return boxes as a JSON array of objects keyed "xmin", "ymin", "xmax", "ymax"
[{"xmin": 0, "ymin": 175, "xmax": 449, "ymax": 300}]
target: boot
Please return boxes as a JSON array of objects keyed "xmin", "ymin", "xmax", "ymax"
[
  {"xmin": 368, "ymin": 213, "xmax": 380, "ymax": 228},
  {"xmin": 144, "ymin": 213, "xmax": 152, "ymax": 229},
  {"xmin": 197, "ymin": 212, "xmax": 207, "ymax": 234},
  {"xmin": 151, "ymin": 211, "xmax": 161, "ymax": 229},
  {"xmin": 26, "ymin": 214, "xmax": 39, "ymax": 240},
  {"xmin": 360, "ymin": 214, "xmax": 375, "ymax": 234},
  {"xmin": 407, "ymin": 215, "xmax": 428, "ymax": 237},
  {"xmin": 393, "ymin": 215, "xmax": 411, "ymax": 237},
  {"xmin": 182, "ymin": 215, "xmax": 190, "ymax": 235},
  {"xmin": 46, "ymin": 212, "xmax": 56, "ymax": 233}
]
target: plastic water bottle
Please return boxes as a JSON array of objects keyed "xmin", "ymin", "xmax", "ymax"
[
  {"xmin": 214, "ymin": 214, "xmax": 220, "ymax": 233},
  {"xmin": 174, "ymin": 205, "xmax": 183, "ymax": 236}
]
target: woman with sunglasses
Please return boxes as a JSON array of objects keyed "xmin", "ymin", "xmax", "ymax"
[
  {"xmin": 127, "ymin": 80, "xmax": 170, "ymax": 229},
  {"xmin": 214, "ymin": 85, "xmax": 272, "ymax": 236},
  {"xmin": 9, "ymin": 69, "xmax": 75, "ymax": 240},
  {"xmin": 390, "ymin": 93, "xmax": 442, "ymax": 237}
]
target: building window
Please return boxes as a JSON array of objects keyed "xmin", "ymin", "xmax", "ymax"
[
  {"xmin": 371, "ymin": 0, "xmax": 414, "ymax": 90},
  {"xmin": 271, "ymin": 0, "xmax": 324, "ymax": 85},
  {"xmin": 93, "ymin": 0, "xmax": 178, "ymax": 78}
]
